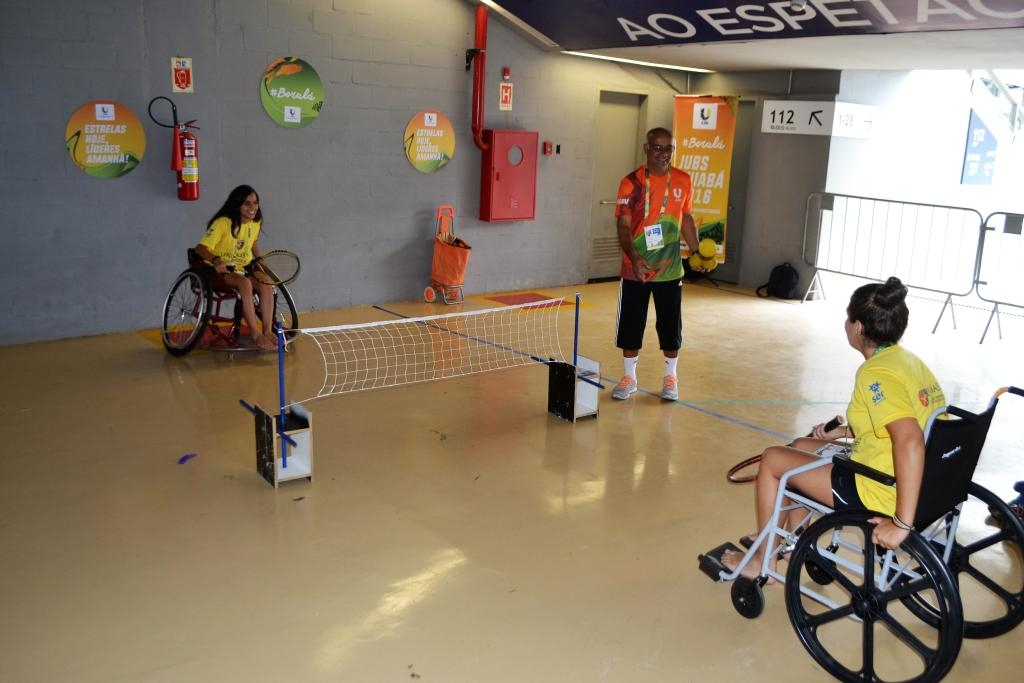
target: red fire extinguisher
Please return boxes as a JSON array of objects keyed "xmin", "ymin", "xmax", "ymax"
[
  {"xmin": 149, "ymin": 96, "xmax": 200, "ymax": 201},
  {"xmin": 172, "ymin": 120, "xmax": 200, "ymax": 201}
]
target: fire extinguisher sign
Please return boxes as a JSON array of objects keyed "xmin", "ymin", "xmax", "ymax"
[
  {"xmin": 499, "ymin": 82, "xmax": 513, "ymax": 111},
  {"xmin": 172, "ymin": 57, "xmax": 194, "ymax": 93}
]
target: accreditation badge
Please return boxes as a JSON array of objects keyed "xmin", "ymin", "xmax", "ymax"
[{"xmin": 644, "ymin": 223, "xmax": 665, "ymax": 250}]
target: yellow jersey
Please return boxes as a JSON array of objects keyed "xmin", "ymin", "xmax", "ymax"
[
  {"xmin": 847, "ymin": 345, "xmax": 945, "ymax": 514},
  {"xmin": 197, "ymin": 217, "xmax": 261, "ymax": 271}
]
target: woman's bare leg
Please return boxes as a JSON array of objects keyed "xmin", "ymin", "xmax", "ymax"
[
  {"xmin": 723, "ymin": 443, "xmax": 835, "ymax": 580},
  {"xmin": 253, "ymin": 278, "xmax": 276, "ymax": 341},
  {"xmin": 222, "ymin": 273, "xmax": 274, "ymax": 350}
]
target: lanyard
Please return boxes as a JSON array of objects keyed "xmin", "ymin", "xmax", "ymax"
[{"xmin": 643, "ymin": 166, "xmax": 671, "ymax": 221}]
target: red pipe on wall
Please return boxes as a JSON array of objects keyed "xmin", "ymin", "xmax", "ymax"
[{"xmin": 472, "ymin": 4, "xmax": 489, "ymax": 151}]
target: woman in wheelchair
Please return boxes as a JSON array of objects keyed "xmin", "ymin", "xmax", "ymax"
[
  {"xmin": 192, "ymin": 185, "xmax": 277, "ymax": 352},
  {"xmin": 723, "ymin": 276, "xmax": 947, "ymax": 580}
]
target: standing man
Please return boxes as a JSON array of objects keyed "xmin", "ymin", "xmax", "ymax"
[{"xmin": 612, "ymin": 127, "xmax": 702, "ymax": 401}]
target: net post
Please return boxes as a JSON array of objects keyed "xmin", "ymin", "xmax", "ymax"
[
  {"xmin": 276, "ymin": 318, "xmax": 288, "ymax": 469},
  {"xmin": 573, "ymin": 293, "xmax": 580, "ymax": 368}
]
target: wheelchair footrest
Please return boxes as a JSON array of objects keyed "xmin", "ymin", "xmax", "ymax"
[{"xmin": 698, "ymin": 541, "xmax": 744, "ymax": 582}]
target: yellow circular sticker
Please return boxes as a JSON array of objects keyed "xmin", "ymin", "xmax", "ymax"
[
  {"xmin": 64, "ymin": 101, "xmax": 146, "ymax": 179},
  {"xmin": 403, "ymin": 111, "xmax": 455, "ymax": 173}
]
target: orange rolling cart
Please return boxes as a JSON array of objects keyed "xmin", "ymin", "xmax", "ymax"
[{"xmin": 424, "ymin": 205, "xmax": 471, "ymax": 304}]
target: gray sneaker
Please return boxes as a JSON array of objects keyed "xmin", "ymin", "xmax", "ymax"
[
  {"xmin": 612, "ymin": 376, "xmax": 637, "ymax": 399},
  {"xmin": 661, "ymin": 375, "xmax": 678, "ymax": 401}
]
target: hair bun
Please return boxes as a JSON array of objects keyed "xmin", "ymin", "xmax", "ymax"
[{"xmin": 878, "ymin": 276, "xmax": 907, "ymax": 306}]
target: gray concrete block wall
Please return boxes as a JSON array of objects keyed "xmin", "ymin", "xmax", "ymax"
[{"xmin": 1, "ymin": 0, "xmax": 809, "ymax": 345}]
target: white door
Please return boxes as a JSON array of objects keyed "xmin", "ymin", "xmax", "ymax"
[{"xmin": 589, "ymin": 91, "xmax": 645, "ymax": 280}]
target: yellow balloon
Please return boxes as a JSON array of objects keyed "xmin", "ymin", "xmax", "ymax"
[
  {"xmin": 701, "ymin": 255, "xmax": 718, "ymax": 271},
  {"xmin": 698, "ymin": 238, "xmax": 717, "ymax": 258},
  {"xmin": 688, "ymin": 253, "xmax": 704, "ymax": 269}
]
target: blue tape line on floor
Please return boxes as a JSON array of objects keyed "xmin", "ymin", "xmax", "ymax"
[{"xmin": 600, "ymin": 373, "xmax": 795, "ymax": 441}]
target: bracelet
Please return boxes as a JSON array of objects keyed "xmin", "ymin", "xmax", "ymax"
[{"xmin": 892, "ymin": 513, "xmax": 914, "ymax": 531}]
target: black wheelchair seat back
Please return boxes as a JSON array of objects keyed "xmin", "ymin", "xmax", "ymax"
[{"xmin": 914, "ymin": 401, "xmax": 998, "ymax": 529}]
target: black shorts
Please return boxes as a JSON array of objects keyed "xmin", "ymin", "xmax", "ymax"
[
  {"xmin": 831, "ymin": 465, "xmax": 865, "ymax": 510},
  {"xmin": 615, "ymin": 278, "xmax": 683, "ymax": 351}
]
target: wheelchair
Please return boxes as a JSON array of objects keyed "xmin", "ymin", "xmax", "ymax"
[
  {"xmin": 699, "ymin": 386, "xmax": 1024, "ymax": 682},
  {"xmin": 161, "ymin": 249, "xmax": 298, "ymax": 356}
]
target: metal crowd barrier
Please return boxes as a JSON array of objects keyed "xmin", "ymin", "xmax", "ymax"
[
  {"xmin": 800, "ymin": 192, "xmax": 996, "ymax": 339},
  {"xmin": 976, "ymin": 212, "xmax": 1024, "ymax": 343}
]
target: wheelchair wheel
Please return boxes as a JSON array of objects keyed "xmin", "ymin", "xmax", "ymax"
[
  {"xmin": 785, "ymin": 510, "xmax": 962, "ymax": 683},
  {"xmin": 162, "ymin": 269, "xmax": 210, "ymax": 356},
  {"xmin": 903, "ymin": 482, "xmax": 1024, "ymax": 639},
  {"xmin": 274, "ymin": 282, "xmax": 299, "ymax": 331},
  {"xmin": 805, "ymin": 553, "xmax": 836, "ymax": 586},
  {"xmin": 731, "ymin": 577, "xmax": 765, "ymax": 619}
]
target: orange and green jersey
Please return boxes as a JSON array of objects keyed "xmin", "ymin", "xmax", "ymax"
[{"xmin": 615, "ymin": 166, "xmax": 693, "ymax": 282}]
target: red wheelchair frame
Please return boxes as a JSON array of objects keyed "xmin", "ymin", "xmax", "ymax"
[{"xmin": 161, "ymin": 250, "xmax": 298, "ymax": 356}]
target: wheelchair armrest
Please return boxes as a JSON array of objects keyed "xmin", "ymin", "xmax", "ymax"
[{"xmin": 832, "ymin": 452, "xmax": 896, "ymax": 487}]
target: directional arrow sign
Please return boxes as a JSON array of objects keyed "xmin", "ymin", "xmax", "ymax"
[{"xmin": 761, "ymin": 101, "xmax": 878, "ymax": 138}]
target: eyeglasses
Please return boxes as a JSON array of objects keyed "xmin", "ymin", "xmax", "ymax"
[{"xmin": 647, "ymin": 144, "xmax": 674, "ymax": 153}]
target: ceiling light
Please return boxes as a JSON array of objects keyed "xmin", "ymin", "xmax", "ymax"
[{"xmin": 563, "ymin": 51, "xmax": 714, "ymax": 74}]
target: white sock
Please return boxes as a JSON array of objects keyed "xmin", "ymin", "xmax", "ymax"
[
  {"xmin": 664, "ymin": 357, "xmax": 678, "ymax": 377},
  {"xmin": 624, "ymin": 356, "xmax": 638, "ymax": 380}
]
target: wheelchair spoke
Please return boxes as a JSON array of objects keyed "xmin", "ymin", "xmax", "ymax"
[
  {"xmin": 859, "ymin": 613, "xmax": 876, "ymax": 682},
  {"xmin": 803, "ymin": 601, "xmax": 857, "ymax": 629},
  {"xmin": 876, "ymin": 608, "xmax": 937, "ymax": 660},
  {"xmin": 958, "ymin": 557, "xmax": 1018, "ymax": 605},
  {"xmin": 884, "ymin": 575, "xmax": 935, "ymax": 601},
  {"xmin": 959, "ymin": 530, "xmax": 1010, "ymax": 556},
  {"xmin": 828, "ymin": 562, "xmax": 863, "ymax": 596}
]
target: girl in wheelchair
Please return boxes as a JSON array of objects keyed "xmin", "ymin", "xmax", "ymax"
[
  {"xmin": 192, "ymin": 185, "xmax": 277, "ymax": 352},
  {"xmin": 722, "ymin": 276, "xmax": 947, "ymax": 580}
]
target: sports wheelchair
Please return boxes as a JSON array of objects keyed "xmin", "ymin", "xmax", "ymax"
[
  {"xmin": 161, "ymin": 249, "xmax": 298, "ymax": 356},
  {"xmin": 699, "ymin": 386, "xmax": 1024, "ymax": 682}
]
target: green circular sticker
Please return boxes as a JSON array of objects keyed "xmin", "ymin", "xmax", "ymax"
[
  {"xmin": 64, "ymin": 100, "xmax": 146, "ymax": 179},
  {"xmin": 403, "ymin": 111, "xmax": 456, "ymax": 174},
  {"xmin": 260, "ymin": 57, "xmax": 324, "ymax": 128}
]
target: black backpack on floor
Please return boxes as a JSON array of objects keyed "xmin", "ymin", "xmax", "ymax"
[{"xmin": 756, "ymin": 262, "xmax": 800, "ymax": 299}]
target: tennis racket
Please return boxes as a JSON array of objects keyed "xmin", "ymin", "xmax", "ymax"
[
  {"xmin": 249, "ymin": 250, "xmax": 301, "ymax": 285},
  {"xmin": 726, "ymin": 415, "xmax": 845, "ymax": 483}
]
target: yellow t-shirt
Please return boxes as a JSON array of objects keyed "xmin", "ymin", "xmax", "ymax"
[
  {"xmin": 847, "ymin": 345, "xmax": 946, "ymax": 514},
  {"xmin": 197, "ymin": 217, "xmax": 261, "ymax": 270}
]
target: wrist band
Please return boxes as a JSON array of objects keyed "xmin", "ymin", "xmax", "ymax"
[{"xmin": 892, "ymin": 513, "xmax": 914, "ymax": 531}]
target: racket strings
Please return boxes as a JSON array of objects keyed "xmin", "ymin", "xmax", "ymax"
[{"xmin": 254, "ymin": 250, "xmax": 300, "ymax": 284}]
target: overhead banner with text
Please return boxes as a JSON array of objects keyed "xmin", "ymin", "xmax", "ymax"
[
  {"xmin": 672, "ymin": 95, "xmax": 737, "ymax": 262},
  {"xmin": 492, "ymin": 1, "xmax": 1024, "ymax": 50}
]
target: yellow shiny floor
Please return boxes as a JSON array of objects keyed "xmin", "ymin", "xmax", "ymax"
[{"xmin": 2, "ymin": 277, "xmax": 1022, "ymax": 682}]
